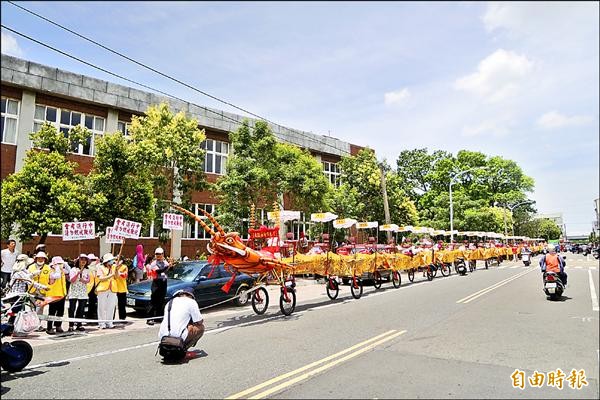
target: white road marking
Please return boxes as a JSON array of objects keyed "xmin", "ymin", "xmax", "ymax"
[
  {"xmin": 589, "ymin": 270, "xmax": 599, "ymax": 312},
  {"xmin": 498, "ymin": 266, "xmax": 508, "ymax": 270},
  {"xmin": 457, "ymin": 268, "xmax": 536, "ymax": 304},
  {"xmin": 510, "ymin": 265, "xmax": 520, "ymax": 269},
  {"xmin": 591, "ymin": 266, "xmax": 597, "ymax": 270},
  {"xmin": 576, "ymin": 266, "xmax": 583, "ymax": 269}
]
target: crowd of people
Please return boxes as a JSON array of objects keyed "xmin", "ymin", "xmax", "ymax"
[{"xmin": 1, "ymin": 239, "xmax": 172, "ymax": 335}]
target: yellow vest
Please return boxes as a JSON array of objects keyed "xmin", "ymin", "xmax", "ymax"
[
  {"xmin": 113, "ymin": 265, "xmax": 128, "ymax": 293},
  {"xmin": 96, "ymin": 265, "xmax": 116, "ymax": 293},
  {"xmin": 28, "ymin": 263, "xmax": 48, "ymax": 295},
  {"xmin": 43, "ymin": 265, "xmax": 67, "ymax": 298}
]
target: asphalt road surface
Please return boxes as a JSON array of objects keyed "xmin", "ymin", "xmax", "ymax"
[{"xmin": 2, "ymin": 253, "xmax": 598, "ymax": 399}]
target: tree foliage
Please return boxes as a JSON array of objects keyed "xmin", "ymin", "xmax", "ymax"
[
  {"xmin": 214, "ymin": 120, "xmax": 331, "ymax": 231},
  {"xmin": 1, "ymin": 124, "xmax": 93, "ymax": 242},
  {"xmin": 395, "ymin": 148, "xmax": 535, "ymax": 232}
]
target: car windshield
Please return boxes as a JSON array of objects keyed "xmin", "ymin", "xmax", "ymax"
[{"xmin": 167, "ymin": 264, "xmax": 200, "ymax": 281}]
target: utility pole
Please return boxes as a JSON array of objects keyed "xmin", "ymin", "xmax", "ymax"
[{"xmin": 380, "ymin": 164, "xmax": 392, "ymax": 243}]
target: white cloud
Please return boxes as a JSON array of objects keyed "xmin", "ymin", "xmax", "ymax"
[
  {"xmin": 462, "ymin": 120, "xmax": 510, "ymax": 137},
  {"xmin": 536, "ymin": 111, "xmax": 594, "ymax": 130},
  {"xmin": 454, "ymin": 49, "xmax": 533, "ymax": 102},
  {"xmin": 384, "ymin": 88, "xmax": 411, "ymax": 106},
  {"xmin": 1, "ymin": 31, "xmax": 24, "ymax": 57}
]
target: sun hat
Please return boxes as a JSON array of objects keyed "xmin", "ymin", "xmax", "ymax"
[
  {"xmin": 102, "ymin": 253, "xmax": 116, "ymax": 264},
  {"xmin": 34, "ymin": 251, "xmax": 48, "ymax": 260},
  {"xmin": 50, "ymin": 256, "xmax": 65, "ymax": 266}
]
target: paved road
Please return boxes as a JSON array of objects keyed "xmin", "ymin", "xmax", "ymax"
[{"xmin": 2, "ymin": 253, "xmax": 598, "ymax": 399}]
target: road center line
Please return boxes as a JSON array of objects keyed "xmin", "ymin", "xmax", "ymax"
[
  {"xmin": 225, "ymin": 330, "xmax": 402, "ymax": 399},
  {"xmin": 456, "ymin": 268, "xmax": 535, "ymax": 304},
  {"xmin": 589, "ymin": 270, "xmax": 599, "ymax": 312},
  {"xmin": 227, "ymin": 330, "xmax": 406, "ymax": 400}
]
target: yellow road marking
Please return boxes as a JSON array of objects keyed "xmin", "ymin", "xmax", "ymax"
[{"xmin": 225, "ymin": 329, "xmax": 404, "ymax": 399}]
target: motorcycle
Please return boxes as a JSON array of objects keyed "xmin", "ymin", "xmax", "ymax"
[
  {"xmin": 543, "ymin": 272, "xmax": 564, "ymax": 301},
  {"xmin": 0, "ymin": 318, "xmax": 34, "ymax": 373},
  {"xmin": 454, "ymin": 259, "xmax": 468, "ymax": 276},
  {"xmin": 522, "ymin": 251, "xmax": 531, "ymax": 266}
]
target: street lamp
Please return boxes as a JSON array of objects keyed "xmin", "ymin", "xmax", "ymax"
[
  {"xmin": 449, "ymin": 166, "xmax": 487, "ymax": 243},
  {"xmin": 506, "ymin": 200, "xmax": 535, "ymax": 237}
]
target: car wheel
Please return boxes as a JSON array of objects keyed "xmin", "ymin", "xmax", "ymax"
[{"xmin": 233, "ymin": 284, "xmax": 250, "ymax": 307}]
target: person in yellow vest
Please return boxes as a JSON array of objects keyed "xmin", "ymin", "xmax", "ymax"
[
  {"xmin": 45, "ymin": 256, "xmax": 68, "ymax": 334},
  {"xmin": 96, "ymin": 253, "xmax": 118, "ymax": 329},
  {"xmin": 86, "ymin": 253, "xmax": 100, "ymax": 322},
  {"xmin": 28, "ymin": 251, "xmax": 49, "ymax": 331},
  {"xmin": 114, "ymin": 258, "xmax": 129, "ymax": 321}
]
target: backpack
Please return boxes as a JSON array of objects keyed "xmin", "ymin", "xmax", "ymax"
[{"xmin": 157, "ymin": 299, "xmax": 186, "ymax": 360}]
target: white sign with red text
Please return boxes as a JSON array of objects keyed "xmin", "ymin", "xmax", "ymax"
[
  {"xmin": 62, "ymin": 221, "xmax": 96, "ymax": 241},
  {"xmin": 111, "ymin": 218, "xmax": 142, "ymax": 239},
  {"xmin": 162, "ymin": 213, "xmax": 184, "ymax": 231},
  {"xmin": 105, "ymin": 227, "xmax": 125, "ymax": 244}
]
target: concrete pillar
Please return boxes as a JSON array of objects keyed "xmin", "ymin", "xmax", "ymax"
[
  {"xmin": 99, "ymin": 236, "xmax": 111, "ymax": 258},
  {"xmin": 13, "ymin": 90, "xmax": 36, "ymax": 253},
  {"xmin": 106, "ymin": 109, "xmax": 118, "ymax": 133},
  {"xmin": 14, "ymin": 90, "xmax": 36, "ymax": 173},
  {"xmin": 169, "ymin": 166, "xmax": 182, "ymax": 260}
]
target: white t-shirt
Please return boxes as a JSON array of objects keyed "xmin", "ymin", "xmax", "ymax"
[
  {"xmin": 1, "ymin": 248, "xmax": 19, "ymax": 273},
  {"xmin": 158, "ymin": 296, "xmax": 203, "ymax": 341}
]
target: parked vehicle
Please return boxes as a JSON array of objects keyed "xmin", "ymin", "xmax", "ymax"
[
  {"xmin": 126, "ymin": 262, "xmax": 256, "ymax": 315},
  {"xmin": 0, "ymin": 322, "xmax": 33, "ymax": 372}
]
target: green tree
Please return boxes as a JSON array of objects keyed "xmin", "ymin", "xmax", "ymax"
[
  {"xmin": 537, "ymin": 219, "xmax": 562, "ymax": 241},
  {"xmin": 1, "ymin": 123, "xmax": 93, "ymax": 243},
  {"xmin": 214, "ymin": 120, "xmax": 331, "ymax": 231},
  {"xmin": 85, "ymin": 132, "xmax": 155, "ymax": 233},
  {"xmin": 127, "ymin": 103, "xmax": 207, "ymax": 234}
]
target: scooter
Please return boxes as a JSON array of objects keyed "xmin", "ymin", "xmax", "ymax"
[
  {"xmin": 454, "ymin": 259, "xmax": 468, "ymax": 276},
  {"xmin": 0, "ymin": 322, "xmax": 34, "ymax": 372},
  {"xmin": 593, "ymin": 248, "xmax": 599, "ymax": 260},
  {"xmin": 543, "ymin": 272, "xmax": 564, "ymax": 301},
  {"xmin": 522, "ymin": 251, "xmax": 531, "ymax": 266}
]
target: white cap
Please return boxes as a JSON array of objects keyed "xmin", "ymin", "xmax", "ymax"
[
  {"xmin": 155, "ymin": 247, "xmax": 164, "ymax": 254},
  {"xmin": 102, "ymin": 253, "xmax": 116, "ymax": 264},
  {"xmin": 34, "ymin": 251, "xmax": 48, "ymax": 260}
]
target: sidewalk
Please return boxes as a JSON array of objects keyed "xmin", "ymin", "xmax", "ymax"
[{"xmin": 4, "ymin": 278, "xmax": 324, "ymax": 346}]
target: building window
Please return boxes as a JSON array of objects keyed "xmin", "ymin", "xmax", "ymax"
[
  {"xmin": 323, "ymin": 161, "xmax": 341, "ymax": 187},
  {"xmin": 117, "ymin": 121, "xmax": 130, "ymax": 137},
  {"xmin": 202, "ymin": 139, "xmax": 229, "ymax": 175},
  {"xmin": 183, "ymin": 204, "xmax": 217, "ymax": 239},
  {"xmin": 33, "ymin": 104, "xmax": 105, "ymax": 155},
  {"xmin": 1, "ymin": 97, "xmax": 19, "ymax": 144}
]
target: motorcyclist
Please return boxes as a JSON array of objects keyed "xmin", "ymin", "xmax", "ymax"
[{"xmin": 539, "ymin": 245, "xmax": 567, "ymax": 286}]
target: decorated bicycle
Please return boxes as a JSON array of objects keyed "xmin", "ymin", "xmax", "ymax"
[{"xmin": 171, "ymin": 204, "xmax": 298, "ymax": 316}]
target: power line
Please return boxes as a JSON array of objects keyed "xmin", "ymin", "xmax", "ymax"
[
  {"xmin": 2, "ymin": 24, "xmax": 350, "ymax": 157},
  {"xmin": 5, "ymin": 1, "xmax": 353, "ymax": 156}
]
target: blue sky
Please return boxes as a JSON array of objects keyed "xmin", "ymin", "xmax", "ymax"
[{"xmin": 2, "ymin": 1, "xmax": 598, "ymax": 235}]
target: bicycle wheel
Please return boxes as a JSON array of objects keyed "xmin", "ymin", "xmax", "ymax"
[
  {"xmin": 426, "ymin": 269, "xmax": 434, "ymax": 281},
  {"xmin": 392, "ymin": 270, "xmax": 401, "ymax": 288},
  {"xmin": 408, "ymin": 269, "xmax": 415, "ymax": 282},
  {"xmin": 350, "ymin": 277, "xmax": 363, "ymax": 299},
  {"xmin": 279, "ymin": 288, "xmax": 296, "ymax": 316},
  {"xmin": 485, "ymin": 259, "xmax": 489, "ymax": 269},
  {"xmin": 441, "ymin": 263, "xmax": 450, "ymax": 277},
  {"xmin": 431, "ymin": 265, "xmax": 438, "ymax": 278},
  {"xmin": 251, "ymin": 287, "xmax": 269, "ymax": 315},
  {"xmin": 373, "ymin": 271, "xmax": 382, "ymax": 290},
  {"xmin": 326, "ymin": 278, "xmax": 339, "ymax": 300}
]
